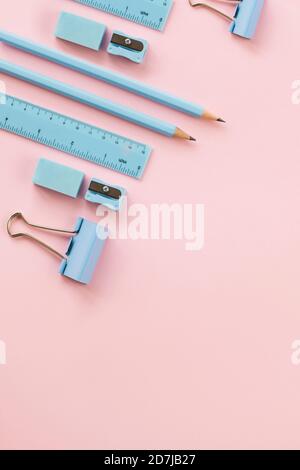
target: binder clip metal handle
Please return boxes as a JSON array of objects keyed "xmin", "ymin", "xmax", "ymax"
[
  {"xmin": 7, "ymin": 212, "xmax": 107, "ymax": 285},
  {"xmin": 189, "ymin": 0, "xmax": 238, "ymax": 22},
  {"xmin": 7, "ymin": 212, "xmax": 75, "ymax": 260},
  {"xmin": 189, "ymin": 0, "xmax": 265, "ymax": 40}
]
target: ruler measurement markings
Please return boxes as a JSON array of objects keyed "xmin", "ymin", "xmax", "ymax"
[
  {"xmin": 0, "ymin": 95, "xmax": 151, "ymax": 178},
  {"xmin": 74, "ymin": 0, "xmax": 173, "ymax": 31}
]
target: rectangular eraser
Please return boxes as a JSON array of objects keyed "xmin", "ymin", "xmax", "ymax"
[
  {"xmin": 33, "ymin": 158, "xmax": 85, "ymax": 198},
  {"xmin": 55, "ymin": 11, "xmax": 106, "ymax": 51}
]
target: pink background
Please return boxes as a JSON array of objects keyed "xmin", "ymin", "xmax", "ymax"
[{"xmin": 1, "ymin": 0, "xmax": 300, "ymax": 450}]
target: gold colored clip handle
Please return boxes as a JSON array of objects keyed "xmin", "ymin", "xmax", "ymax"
[
  {"xmin": 7, "ymin": 212, "xmax": 77, "ymax": 260},
  {"xmin": 188, "ymin": 0, "xmax": 240, "ymax": 22}
]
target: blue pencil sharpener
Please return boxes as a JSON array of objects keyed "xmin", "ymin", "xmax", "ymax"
[
  {"xmin": 85, "ymin": 178, "xmax": 127, "ymax": 212},
  {"xmin": 107, "ymin": 31, "xmax": 148, "ymax": 63}
]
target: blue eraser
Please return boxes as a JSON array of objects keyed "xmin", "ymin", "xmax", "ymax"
[
  {"xmin": 55, "ymin": 11, "xmax": 107, "ymax": 51},
  {"xmin": 33, "ymin": 158, "xmax": 85, "ymax": 198}
]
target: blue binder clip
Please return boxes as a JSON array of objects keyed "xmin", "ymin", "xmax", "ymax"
[
  {"xmin": 7, "ymin": 213, "xmax": 108, "ymax": 285},
  {"xmin": 85, "ymin": 178, "xmax": 126, "ymax": 211},
  {"xmin": 189, "ymin": 0, "xmax": 264, "ymax": 39},
  {"xmin": 107, "ymin": 31, "xmax": 148, "ymax": 63}
]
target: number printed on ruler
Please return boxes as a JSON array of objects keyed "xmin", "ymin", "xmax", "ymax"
[
  {"xmin": 0, "ymin": 96, "xmax": 152, "ymax": 179},
  {"xmin": 74, "ymin": 0, "xmax": 174, "ymax": 31}
]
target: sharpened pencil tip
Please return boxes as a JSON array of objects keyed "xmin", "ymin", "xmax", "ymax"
[
  {"xmin": 217, "ymin": 118, "xmax": 226, "ymax": 123},
  {"xmin": 174, "ymin": 128, "xmax": 196, "ymax": 141},
  {"xmin": 189, "ymin": 136, "xmax": 196, "ymax": 141}
]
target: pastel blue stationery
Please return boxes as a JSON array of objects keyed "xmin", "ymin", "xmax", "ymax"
[
  {"xmin": 0, "ymin": 30, "xmax": 204, "ymax": 117},
  {"xmin": 7, "ymin": 212, "xmax": 108, "ymax": 285},
  {"xmin": 0, "ymin": 60, "xmax": 179, "ymax": 137},
  {"xmin": 231, "ymin": 0, "xmax": 264, "ymax": 39},
  {"xmin": 55, "ymin": 11, "xmax": 107, "ymax": 51},
  {"xmin": 108, "ymin": 31, "xmax": 148, "ymax": 64},
  {"xmin": 0, "ymin": 95, "xmax": 151, "ymax": 179},
  {"xmin": 59, "ymin": 218, "xmax": 108, "ymax": 284},
  {"xmin": 85, "ymin": 179, "xmax": 126, "ymax": 211},
  {"xmin": 189, "ymin": 0, "xmax": 264, "ymax": 40},
  {"xmin": 74, "ymin": 0, "xmax": 174, "ymax": 32},
  {"xmin": 33, "ymin": 158, "xmax": 85, "ymax": 198}
]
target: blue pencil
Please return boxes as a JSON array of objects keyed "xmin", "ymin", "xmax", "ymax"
[
  {"xmin": 0, "ymin": 30, "xmax": 223, "ymax": 122},
  {"xmin": 0, "ymin": 60, "xmax": 195, "ymax": 140}
]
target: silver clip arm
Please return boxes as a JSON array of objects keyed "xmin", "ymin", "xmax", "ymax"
[
  {"xmin": 188, "ymin": 0, "xmax": 240, "ymax": 22},
  {"xmin": 7, "ymin": 212, "xmax": 77, "ymax": 260}
]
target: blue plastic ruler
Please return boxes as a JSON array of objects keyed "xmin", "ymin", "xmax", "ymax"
[
  {"xmin": 0, "ymin": 95, "xmax": 152, "ymax": 179},
  {"xmin": 74, "ymin": 0, "xmax": 174, "ymax": 31}
]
